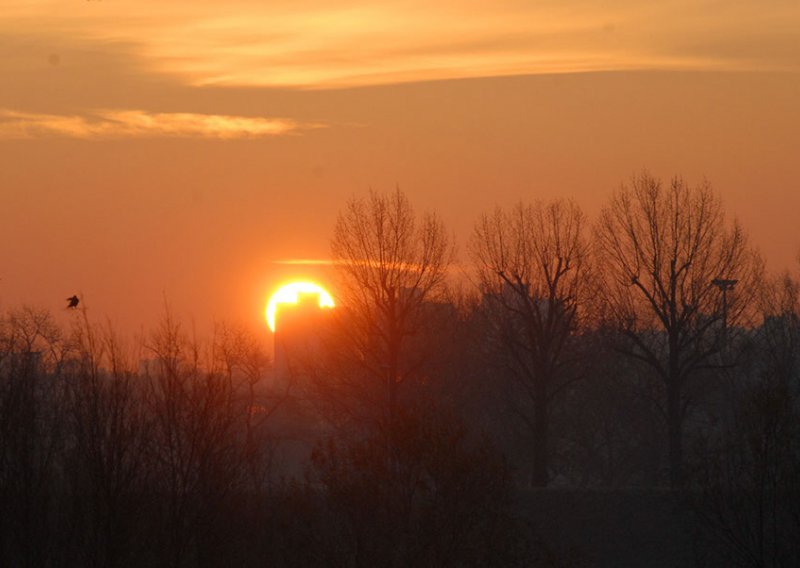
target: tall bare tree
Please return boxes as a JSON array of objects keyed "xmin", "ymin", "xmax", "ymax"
[
  {"xmin": 693, "ymin": 265, "xmax": 800, "ymax": 567},
  {"xmin": 142, "ymin": 310, "xmax": 269, "ymax": 567},
  {"xmin": 64, "ymin": 310, "xmax": 150, "ymax": 568},
  {"xmin": 471, "ymin": 199, "xmax": 590, "ymax": 487},
  {"xmin": 595, "ymin": 173, "xmax": 761, "ymax": 487},
  {"xmin": 323, "ymin": 188, "xmax": 453, "ymax": 433},
  {"xmin": 0, "ymin": 307, "xmax": 71, "ymax": 565}
]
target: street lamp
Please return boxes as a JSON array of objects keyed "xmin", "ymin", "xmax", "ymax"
[{"xmin": 712, "ymin": 278, "xmax": 738, "ymax": 347}]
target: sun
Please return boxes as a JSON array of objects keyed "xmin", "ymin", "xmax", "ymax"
[{"xmin": 266, "ymin": 281, "xmax": 335, "ymax": 333}]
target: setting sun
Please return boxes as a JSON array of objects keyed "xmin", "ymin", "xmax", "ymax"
[{"xmin": 266, "ymin": 281, "xmax": 335, "ymax": 333}]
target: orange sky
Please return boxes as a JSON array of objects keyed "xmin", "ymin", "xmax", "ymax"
[{"xmin": 1, "ymin": 0, "xmax": 799, "ymax": 337}]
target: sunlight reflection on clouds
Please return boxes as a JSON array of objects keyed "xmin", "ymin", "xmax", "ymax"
[
  {"xmin": 0, "ymin": 109, "xmax": 325, "ymax": 139},
  {"xmin": 3, "ymin": 0, "xmax": 798, "ymax": 88}
]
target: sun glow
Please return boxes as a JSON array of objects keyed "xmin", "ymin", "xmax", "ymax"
[{"xmin": 266, "ymin": 281, "xmax": 335, "ymax": 333}]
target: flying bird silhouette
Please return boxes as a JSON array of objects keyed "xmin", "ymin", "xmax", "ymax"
[{"xmin": 66, "ymin": 295, "xmax": 79, "ymax": 309}]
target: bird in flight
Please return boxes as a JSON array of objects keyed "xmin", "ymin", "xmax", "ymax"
[{"xmin": 67, "ymin": 295, "xmax": 79, "ymax": 309}]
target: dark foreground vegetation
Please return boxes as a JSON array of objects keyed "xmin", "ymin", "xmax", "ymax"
[{"xmin": 2, "ymin": 174, "xmax": 799, "ymax": 566}]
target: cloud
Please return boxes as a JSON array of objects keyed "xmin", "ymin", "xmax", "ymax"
[
  {"xmin": 275, "ymin": 258, "xmax": 455, "ymax": 276},
  {"xmin": 273, "ymin": 259, "xmax": 335, "ymax": 266},
  {"xmin": 3, "ymin": 1, "xmax": 799, "ymax": 89},
  {"xmin": 0, "ymin": 108, "xmax": 324, "ymax": 139}
]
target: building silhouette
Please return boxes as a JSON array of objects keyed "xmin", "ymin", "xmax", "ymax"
[{"xmin": 273, "ymin": 291, "xmax": 331, "ymax": 386}]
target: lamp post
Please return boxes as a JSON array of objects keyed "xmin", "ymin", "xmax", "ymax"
[{"xmin": 712, "ymin": 278, "xmax": 738, "ymax": 354}]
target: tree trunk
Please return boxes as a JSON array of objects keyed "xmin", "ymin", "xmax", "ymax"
[
  {"xmin": 667, "ymin": 380, "xmax": 683, "ymax": 488},
  {"xmin": 531, "ymin": 383, "xmax": 549, "ymax": 487}
]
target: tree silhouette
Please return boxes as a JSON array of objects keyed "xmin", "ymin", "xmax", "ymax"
[
  {"xmin": 0, "ymin": 307, "xmax": 71, "ymax": 565},
  {"xmin": 471, "ymin": 199, "xmax": 590, "ymax": 487},
  {"xmin": 594, "ymin": 173, "xmax": 761, "ymax": 487},
  {"xmin": 320, "ymin": 188, "xmax": 453, "ymax": 435},
  {"xmin": 303, "ymin": 406, "xmax": 523, "ymax": 567},
  {"xmin": 694, "ymin": 284, "xmax": 800, "ymax": 568},
  {"xmin": 140, "ymin": 310, "xmax": 273, "ymax": 567},
  {"xmin": 63, "ymin": 310, "xmax": 150, "ymax": 568}
]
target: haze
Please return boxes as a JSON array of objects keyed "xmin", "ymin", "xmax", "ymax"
[{"xmin": 2, "ymin": 0, "xmax": 799, "ymax": 335}]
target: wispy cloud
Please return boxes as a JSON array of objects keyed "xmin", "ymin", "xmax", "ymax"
[
  {"xmin": 273, "ymin": 259, "xmax": 335, "ymax": 266},
  {"xmin": 274, "ymin": 258, "xmax": 456, "ymax": 275},
  {"xmin": 4, "ymin": 1, "xmax": 799, "ymax": 89},
  {"xmin": 0, "ymin": 108, "xmax": 324, "ymax": 139}
]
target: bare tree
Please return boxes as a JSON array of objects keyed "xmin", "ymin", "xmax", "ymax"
[
  {"xmin": 207, "ymin": 320, "xmax": 280, "ymax": 492},
  {"xmin": 594, "ymin": 173, "xmax": 761, "ymax": 487},
  {"xmin": 0, "ymin": 307, "xmax": 71, "ymax": 566},
  {"xmin": 64, "ymin": 310, "xmax": 150, "ymax": 568},
  {"xmin": 141, "ymin": 310, "xmax": 262, "ymax": 567},
  {"xmin": 321, "ymin": 188, "xmax": 453, "ymax": 434},
  {"xmin": 471, "ymin": 199, "xmax": 590, "ymax": 487},
  {"xmin": 692, "ymin": 265, "xmax": 800, "ymax": 566},
  {"xmin": 303, "ymin": 405, "xmax": 523, "ymax": 567},
  {"xmin": 694, "ymin": 299, "xmax": 800, "ymax": 568}
]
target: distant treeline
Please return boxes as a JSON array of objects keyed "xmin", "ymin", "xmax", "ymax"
[{"xmin": 1, "ymin": 174, "xmax": 798, "ymax": 567}]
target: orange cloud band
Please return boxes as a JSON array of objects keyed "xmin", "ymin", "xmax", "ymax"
[{"xmin": 0, "ymin": 108, "xmax": 325, "ymax": 139}]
